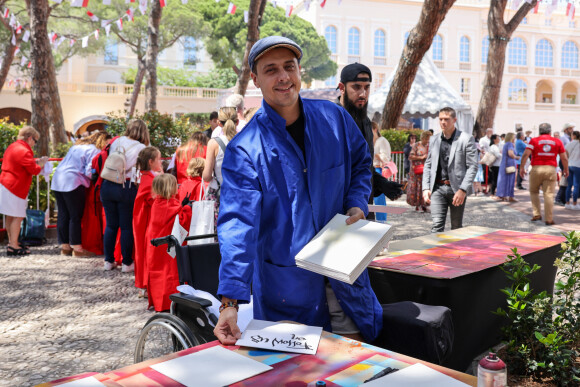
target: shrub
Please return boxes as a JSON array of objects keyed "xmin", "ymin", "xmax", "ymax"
[
  {"xmin": 106, "ymin": 111, "xmax": 196, "ymax": 157},
  {"xmin": 381, "ymin": 129, "xmax": 424, "ymax": 152},
  {"xmin": 495, "ymin": 233, "xmax": 580, "ymax": 385},
  {"xmin": 0, "ymin": 119, "xmax": 24, "ymax": 159}
]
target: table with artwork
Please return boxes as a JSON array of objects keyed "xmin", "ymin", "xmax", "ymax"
[
  {"xmin": 38, "ymin": 330, "xmax": 477, "ymax": 386},
  {"xmin": 368, "ymin": 226, "xmax": 564, "ymax": 371}
]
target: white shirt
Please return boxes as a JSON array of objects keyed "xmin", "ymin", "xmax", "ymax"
[
  {"xmin": 210, "ymin": 135, "xmax": 230, "ymax": 189},
  {"xmin": 211, "ymin": 126, "xmax": 224, "ymax": 138},
  {"xmin": 236, "ymin": 119, "xmax": 247, "ymax": 132},
  {"xmin": 490, "ymin": 144, "xmax": 502, "ymax": 167},
  {"xmin": 566, "ymin": 139, "xmax": 580, "ymax": 168},
  {"xmin": 373, "ymin": 137, "xmax": 391, "ymax": 167},
  {"xmin": 52, "ymin": 144, "xmax": 100, "ymax": 192},
  {"xmin": 108, "ymin": 136, "xmax": 146, "ymax": 182},
  {"xmin": 479, "ymin": 136, "xmax": 491, "ymax": 153}
]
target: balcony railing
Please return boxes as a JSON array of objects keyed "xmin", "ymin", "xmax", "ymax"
[
  {"xmin": 459, "ymin": 63, "xmax": 471, "ymax": 70},
  {"xmin": 433, "ymin": 60, "xmax": 444, "ymax": 69},
  {"xmin": 534, "ymin": 102, "xmax": 555, "ymax": 110},
  {"xmin": 535, "ymin": 68, "xmax": 555, "ymax": 76},
  {"xmin": 347, "ymin": 55, "xmax": 360, "ymax": 64},
  {"xmin": 374, "ymin": 57, "xmax": 387, "ymax": 66}
]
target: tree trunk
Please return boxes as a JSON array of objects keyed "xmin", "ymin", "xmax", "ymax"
[
  {"xmin": 0, "ymin": 41, "xmax": 16, "ymax": 93},
  {"xmin": 234, "ymin": 0, "xmax": 267, "ymax": 96},
  {"xmin": 47, "ymin": 57, "xmax": 67, "ymax": 149},
  {"xmin": 381, "ymin": 0, "xmax": 456, "ymax": 130},
  {"xmin": 145, "ymin": 0, "xmax": 162, "ymax": 112},
  {"xmin": 29, "ymin": 0, "xmax": 54, "ymax": 156},
  {"xmin": 128, "ymin": 58, "xmax": 146, "ymax": 117},
  {"xmin": 474, "ymin": 0, "xmax": 537, "ymax": 138}
]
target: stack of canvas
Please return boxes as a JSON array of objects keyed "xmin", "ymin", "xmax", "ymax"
[{"xmin": 295, "ymin": 214, "xmax": 394, "ymax": 284}]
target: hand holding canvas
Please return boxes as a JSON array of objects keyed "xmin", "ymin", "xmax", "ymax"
[{"xmin": 345, "ymin": 207, "xmax": 365, "ymax": 225}]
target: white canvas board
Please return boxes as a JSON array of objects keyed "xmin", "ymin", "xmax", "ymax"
[
  {"xmin": 296, "ymin": 214, "xmax": 393, "ymax": 278},
  {"xmin": 58, "ymin": 376, "xmax": 105, "ymax": 387},
  {"xmin": 168, "ymin": 215, "xmax": 188, "ymax": 258},
  {"xmin": 236, "ymin": 319, "xmax": 322, "ymax": 355},
  {"xmin": 361, "ymin": 363, "xmax": 470, "ymax": 387},
  {"xmin": 150, "ymin": 345, "xmax": 272, "ymax": 387}
]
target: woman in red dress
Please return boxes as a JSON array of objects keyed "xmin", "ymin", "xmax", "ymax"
[
  {"xmin": 145, "ymin": 174, "xmax": 192, "ymax": 312},
  {"xmin": 406, "ymin": 131, "xmax": 432, "ymax": 212},
  {"xmin": 133, "ymin": 147, "xmax": 163, "ymax": 297}
]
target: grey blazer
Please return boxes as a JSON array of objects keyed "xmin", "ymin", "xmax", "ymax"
[{"xmin": 422, "ymin": 129, "xmax": 479, "ymax": 194}]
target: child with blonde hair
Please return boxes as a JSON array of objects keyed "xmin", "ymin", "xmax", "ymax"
[
  {"xmin": 178, "ymin": 157, "xmax": 205, "ymax": 203},
  {"xmin": 132, "ymin": 146, "xmax": 163, "ymax": 297},
  {"xmin": 145, "ymin": 174, "xmax": 192, "ymax": 312}
]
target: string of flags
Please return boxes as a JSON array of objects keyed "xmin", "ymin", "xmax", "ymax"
[{"xmin": 510, "ymin": 0, "xmax": 578, "ymax": 19}]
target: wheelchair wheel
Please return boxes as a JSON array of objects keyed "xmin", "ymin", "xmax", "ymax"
[{"xmin": 134, "ymin": 313, "xmax": 202, "ymax": 363}]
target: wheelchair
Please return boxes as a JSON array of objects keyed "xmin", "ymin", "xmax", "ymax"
[{"xmin": 134, "ymin": 234, "xmax": 221, "ymax": 363}]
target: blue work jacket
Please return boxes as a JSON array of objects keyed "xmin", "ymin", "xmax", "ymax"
[{"xmin": 217, "ymin": 97, "xmax": 383, "ymax": 342}]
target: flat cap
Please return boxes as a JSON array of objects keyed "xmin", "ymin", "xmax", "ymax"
[{"xmin": 248, "ymin": 36, "xmax": 302, "ymax": 72}]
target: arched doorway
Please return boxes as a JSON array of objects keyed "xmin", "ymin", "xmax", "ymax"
[
  {"xmin": 0, "ymin": 107, "xmax": 31, "ymax": 125},
  {"xmin": 73, "ymin": 115, "xmax": 109, "ymax": 137}
]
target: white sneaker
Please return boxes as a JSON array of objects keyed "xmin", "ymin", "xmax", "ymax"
[
  {"xmin": 104, "ymin": 261, "xmax": 117, "ymax": 271},
  {"xmin": 573, "ymin": 204, "xmax": 580, "ymax": 210},
  {"xmin": 565, "ymin": 203, "xmax": 574, "ymax": 209},
  {"xmin": 122, "ymin": 263, "xmax": 135, "ymax": 273}
]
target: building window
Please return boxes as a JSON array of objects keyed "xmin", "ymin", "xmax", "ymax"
[
  {"xmin": 104, "ymin": 41, "xmax": 118, "ymax": 65},
  {"xmin": 570, "ymin": 21, "xmax": 576, "ymax": 28},
  {"xmin": 459, "ymin": 36, "xmax": 470, "ymax": 63},
  {"xmin": 508, "ymin": 37, "xmax": 527, "ymax": 66},
  {"xmin": 374, "ymin": 29, "xmax": 386, "ymax": 58},
  {"xmin": 482, "ymin": 36, "xmax": 489, "ymax": 64},
  {"xmin": 535, "ymin": 39, "xmax": 553, "ymax": 68},
  {"xmin": 562, "ymin": 41, "xmax": 579, "ymax": 69},
  {"xmin": 324, "ymin": 74, "xmax": 337, "ymax": 87},
  {"xmin": 325, "ymin": 26, "xmax": 337, "ymax": 54},
  {"xmin": 508, "ymin": 79, "xmax": 528, "ymax": 102},
  {"xmin": 183, "ymin": 37, "xmax": 196, "ymax": 66},
  {"xmin": 522, "ymin": 17, "xmax": 527, "ymax": 25},
  {"xmin": 544, "ymin": 18, "xmax": 552, "ymax": 26},
  {"xmin": 461, "ymin": 78, "xmax": 470, "ymax": 93},
  {"xmin": 375, "ymin": 72, "xmax": 386, "ymax": 90},
  {"xmin": 348, "ymin": 27, "xmax": 360, "ymax": 56},
  {"xmin": 432, "ymin": 34, "xmax": 443, "ymax": 61},
  {"xmin": 564, "ymin": 94, "xmax": 577, "ymax": 104}
]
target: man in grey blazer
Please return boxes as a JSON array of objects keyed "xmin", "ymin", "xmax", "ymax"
[{"xmin": 422, "ymin": 107, "xmax": 478, "ymax": 232}]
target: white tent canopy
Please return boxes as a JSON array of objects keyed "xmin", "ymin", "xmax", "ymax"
[{"xmin": 368, "ymin": 53, "xmax": 474, "ymax": 133}]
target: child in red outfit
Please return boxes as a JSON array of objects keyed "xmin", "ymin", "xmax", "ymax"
[
  {"xmin": 146, "ymin": 174, "xmax": 192, "ymax": 312},
  {"xmin": 178, "ymin": 157, "xmax": 206, "ymax": 203},
  {"xmin": 133, "ymin": 147, "xmax": 163, "ymax": 296}
]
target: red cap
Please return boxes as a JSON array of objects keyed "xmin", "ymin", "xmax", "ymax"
[{"xmin": 479, "ymin": 353, "xmax": 506, "ymax": 371}]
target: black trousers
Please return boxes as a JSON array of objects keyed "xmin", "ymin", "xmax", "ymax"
[{"xmin": 54, "ymin": 186, "xmax": 87, "ymax": 245}]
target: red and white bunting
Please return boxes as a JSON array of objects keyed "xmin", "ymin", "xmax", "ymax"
[
  {"xmin": 285, "ymin": 5, "xmax": 293, "ymax": 17},
  {"xmin": 244, "ymin": 10, "xmax": 248, "ymax": 23},
  {"xmin": 87, "ymin": 11, "xmax": 99, "ymax": 22},
  {"xmin": 14, "ymin": 46, "xmax": 19, "ymax": 55},
  {"xmin": 533, "ymin": 1, "xmax": 539, "ymax": 13},
  {"xmin": 15, "ymin": 23, "xmax": 22, "ymax": 34},
  {"xmin": 11, "ymin": 33, "xmax": 16, "ymax": 45},
  {"xmin": 56, "ymin": 36, "xmax": 66, "ymax": 48},
  {"xmin": 71, "ymin": 0, "xmax": 84, "ymax": 7},
  {"xmin": 9, "ymin": 14, "xmax": 16, "ymax": 27},
  {"xmin": 569, "ymin": 3, "xmax": 576, "ymax": 20},
  {"xmin": 139, "ymin": 0, "xmax": 147, "ymax": 15},
  {"xmin": 2, "ymin": 8, "xmax": 9, "ymax": 19},
  {"xmin": 271, "ymin": 0, "xmax": 277, "ymax": 8},
  {"xmin": 28, "ymin": 61, "xmax": 32, "ymax": 69},
  {"xmin": 50, "ymin": 32, "xmax": 58, "ymax": 43},
  {"xmin": 94, "ymin": 29, "xmax": 99, "ymax": 40},
  {"xmin": 304, "ymin": 0, "xmax": 311, "ymax": 11},
  {"xmin": 22, "ymin": 30, "xmax": 30, "ymax": 42},
  {"xmin": 105, "ymin": 24, "xmax": 111, "ymax": 36},
  {"xmin": 69, "ymin": 39, "xmax": 76, "ymax": 47},
  {"xmin": 227, "ymin": 2, "xmax": 237, "ymax": 14},
  {"xmin": 116, "ymin": 18, "xmax": 123, "ymax": 31},
  {"xmin": 20, "ymin": 56, "xmax": 27, "ymax": 67},
  {"xmin": 103, "ymin": 0, "xmax": 111, "ymax": 4},
  {"xmin": 159, "ymin": 0, "xmax": 166, "ymax": 7},
  {"xmin": 320, "ymin": 0, "xmax": 327, "ymax": 8},
  {"xmin": 182, "ymin": 0, "xmax": 188, "ymax": 4},
  {"xmin": 82, "ymin": 0, "xmax": 90, "ymax": 7},
  {"xmin": 126, "ymin": 8, "xmax": 134, "ymax": 21},
  {"xmin": 511, "ymin": 0, "xmax": 522, "ymax": 10},
  {"xmin": 82, "ymin": 36, "xmax": 89, "ymax": 48}
]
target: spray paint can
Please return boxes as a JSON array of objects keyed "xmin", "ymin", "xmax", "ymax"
[{"xmin": 478, "ymin": 352, "xmax": 507, "ymax": 387}]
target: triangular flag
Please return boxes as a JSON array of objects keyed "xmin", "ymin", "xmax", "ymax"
[
  {"xmin": 105, "ymin": 24, "xmax": 111, "ymax": 36},
  {"xmin": 14, "ymin": 46, "xmax": 19, "ymax": 55},
  {"xmin": 139, "ymin": 0, "xmax": 147, "ymax": 15},
  {"xmin": 69, "ymin": 39, "xmax": 76, "ymax": 47},
  {"xmin": 2, "ymin": 8, "xmax": 9, "ymax": 18},
  {"xmin": 524, "ymin": 0, "xmax": 532, "ymax": 3},
  {"xmin": 94, "ymin": 30, "xmax": 99, "ymax": 40},
  {"xmin": 116, "ymin": 18, "xmax": 123, "ymax": 30},
  {"xmin": 71, "ymin": 0, "xmax": 84, "ymax": 7},
  {"xmin": 320, "ymin": 0, "xmax": 327, "ymax": 8},
  {"xmin": 101, "ymin": 19, "xmax": 110, "ymax": 27},
  {"xmin": 159, "ymin": 0, "xmax": 166, "ymax": 7},
  {"xmin": 53, "ymin": 0, "xmax": 63, "ymax": 3},
  {"xmin": 103, "ymin": 0, "xmax": 111, "ymax": 4},
  {"xmin": 15, "ymin": 23, "xmax": 22, "ymax": 34},
  {"xmin": 285, "ymin": 5, "xmax": 293, "ymax": 17},
  {"xmin": 126, "ymin": 8, "xmax": 134, "ymax": 21},
  {"xmin": 11, "ymin": 33, "xmax": 16, "ymax": 45},
  {"xmin": 227, "ymin": 2, "xmax": 236, "ymax": 14},
  {"xmin": 244, "ymin": 10, "xmax": 248, "ymax": 23},
  {"xmin": 511, "ymin": 0, "xmax": 522, "ymax": 10},
  {"xmin": 28, "ymin": 61, "xmax": 32, "ymax": 69},
  {"xmin": 50, "ymin": 32, "xmax": 58, "ymax": 43},
  {"xmin": 570, "ymin": 4, "xmax": 576, "ymax": 20},
  {"xmin": 22, "ymin": 30, "xmax": 30, "ymax": 42},
  {"xmin": 271, "ymin": 0, "xmax": 277, "ymax": 7},
  {"xmin": 82, "ymin": 36, "xmax": 89, "ymax": 48},
  {"xmin": 9, "ymin": 14, "xmax": 16, "ymax": 27},
  {"xmin": 20, "ymin": 56, "xmax": 27, "ymax": 66},
  {"xmin": 304, "ymin": 0, "xmax": 311, "ymax": 11},
  {"xmin": 87, "ymin": 11, "xmax": 99, "ymax": 21},
  {"xmin": 56, "ymin": 36, "xmax": 66, "ymax": 48},
  {"xmin": 182, "ymin": 0, "xmax": 188, "ymax": 3},
  {"xmin": 533, "ymin": 1, "xmax": 539, "ymax": 13},
  {"xmin": 82, "ymin": 0, "xmax": 90, "ymax": 6}
]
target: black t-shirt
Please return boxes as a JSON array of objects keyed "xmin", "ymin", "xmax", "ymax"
[
  {"xmin": 286, "ymin": 103, "xmax": 306, "ymax": 158},
  {"xmin": 436, "ymin": 128, "xmax": 457, "ymax": 182}
]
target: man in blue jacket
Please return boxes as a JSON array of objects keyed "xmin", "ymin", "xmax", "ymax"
[{"xmin": 213, "ymin": 36, "xmax": 383, "ymax": 345}]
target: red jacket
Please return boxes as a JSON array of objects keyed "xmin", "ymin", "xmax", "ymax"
[
  {"xmin": 175, "ymin": 145, "xmax": 206, "ymax": 184},
  {"xmin": 0, "ymin": 140, "xmax": 42, "ymax": 199},
  {"xmin": 146, "ymin": 196, "xmax": 192, "ymax": 312},
  {"xmin": 133, "ymin": 171, "xmax": 155, "ymax": 289},
  {"xmin": 178, "ymin": 176, "xmax": 204, "ymax": 203}
]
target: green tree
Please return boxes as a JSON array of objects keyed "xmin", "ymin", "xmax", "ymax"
[{"xmin": 197, "ymin": 0, "xmax": 336, "ymax": 85}]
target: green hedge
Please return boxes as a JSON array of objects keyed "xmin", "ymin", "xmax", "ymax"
[
  {"xmin": 381, "ymin": 128, "xmax": 425, "ymax": 152},
  {"xmin": 0, "ymin": 119, "xmax": 24, "ymax": 159}
]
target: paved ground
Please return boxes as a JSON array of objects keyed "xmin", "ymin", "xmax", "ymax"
[{"xmin": 0, "ymin": 187, "xmax": 576, "ymax": 386}]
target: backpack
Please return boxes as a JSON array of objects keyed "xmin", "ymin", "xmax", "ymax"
[
  {"xmin": 100, "ymin": 139, "xmax": 139, "ymax": 185},
  {"xmin": 19, "ymin": 209, "xmax": 46, "ymax": 246},
  {"xmin": 91, "ymin": 136, "xmax": 119, "ymax": 186}
]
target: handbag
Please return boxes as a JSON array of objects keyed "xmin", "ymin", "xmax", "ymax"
[
  {"xmin": 413, "ymin": 163, "xmax": 424, "ymax": 175},
  {"xmin": 188, "ymin": 184, "xmax": 215, "ymax": 246},
  {"xmin": 382, "ymin": 161, "xmax": 398, "ymax": 179},
  {"xmin": 505, "ymin": 166, "xmax": 516, "ymax": 174},
  {"xmin": 479, "ymin": 152, "xmax": 496, "ymax": 166}
]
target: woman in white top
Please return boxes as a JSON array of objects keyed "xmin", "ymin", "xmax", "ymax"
[
  {"xmin": 488, "ymin": 134, "xmax": 502, "ymax": 198},
  {"xmin": 52, "ymin": 132, "xmax": 110, "ymax": 257},
  {"xmin": 100, "ymin": 119, "xmax": 149, "ymax": 271},
  {"xmin": 565, "ymin": 130, "xmax": 580, "ymax": 209},
  {"xmin": 372, "ymin": 123, "xmax": 391, "ymax": 168},
  {"xmin": 203, "ymin": 107, "xmax": 238, "ymax": 228}
]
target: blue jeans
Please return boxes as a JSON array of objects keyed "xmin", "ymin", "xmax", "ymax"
[
  {"xmin": 566, "ymin": 166, "xmax": 580, "ymax": 203},
  {"xmin": 430, "ymin": 184, "xmax": 466, "ymax": 233},
  {"xmin": 100, "ymin": 180, "xmax": 137, "ymax": 265}
]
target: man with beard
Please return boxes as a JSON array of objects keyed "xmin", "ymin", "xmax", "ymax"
[{"xmin": 337, "ymin": 63, "xmax": 403, "ymax": 219}]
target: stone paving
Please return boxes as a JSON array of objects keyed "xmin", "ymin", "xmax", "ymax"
[{"xmin": 0, "ymin": 192, "xmax": 572, "ymax": 386}]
